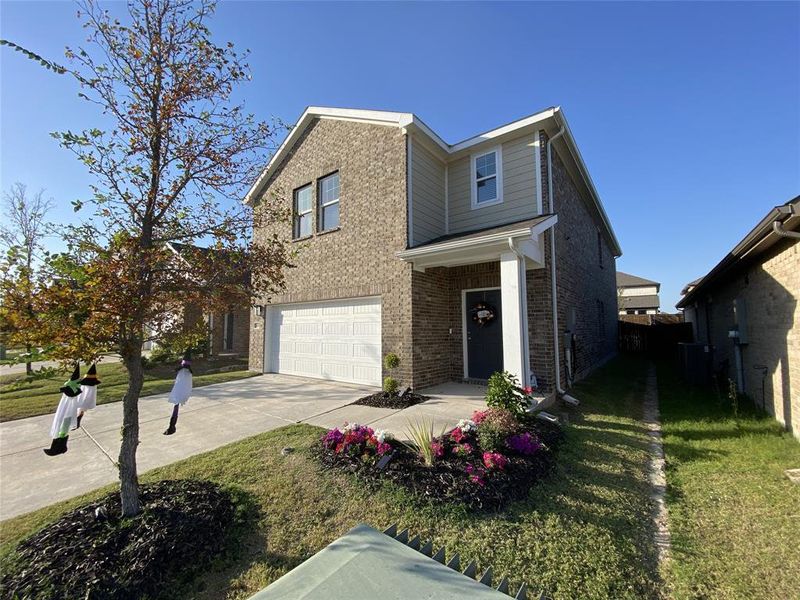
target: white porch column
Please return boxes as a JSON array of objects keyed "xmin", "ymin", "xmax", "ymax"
[{"xmin": 500, "ymin": 251, "xmax": 530, "ymax": 385}]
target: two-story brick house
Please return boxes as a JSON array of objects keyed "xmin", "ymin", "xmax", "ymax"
[{"xmin": 246, "ymin": 106, "xmax": 621, "ymax": 401}]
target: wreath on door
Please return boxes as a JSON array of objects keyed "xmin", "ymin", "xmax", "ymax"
[{"xmin": 470, "ymin": 302, "xmax": 497, "ymax": 327}]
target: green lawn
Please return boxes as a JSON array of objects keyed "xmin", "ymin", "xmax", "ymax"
[
  {"xmin": 0, "ymin": 356, "xmax": 661, "ymax": 600},
  {"xmin": 658, "ymin": 363, "xmax": 800, "ymax": 600},
  {"xmin": 0, "ymin": 356, "xmax": 259, "ymax": 422}
]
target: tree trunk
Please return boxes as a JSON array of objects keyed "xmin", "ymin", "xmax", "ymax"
[
  {"xmin": 25, "ymin": 343, "xmax": 32, "ymax": 376},
  {"xmin": 119, "ymin": 345, "xmax": 145, "ymax": 517}
]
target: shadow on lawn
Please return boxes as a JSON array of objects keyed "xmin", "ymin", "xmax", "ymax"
[{"xmin": 501, "ymin": 356, "xmax": 662, "ymax": 598}]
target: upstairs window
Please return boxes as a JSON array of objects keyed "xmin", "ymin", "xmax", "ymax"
[
  {"xmin": 471, "ymin": 147, "xmax": 503, "ymax": 208},
  {"xmin": 293, "ymin": 184, "xmax": 312, "ymax": 239},
  {"xmin": 318, "ymin": 172, "xmax": 340, "ymax": 231}
]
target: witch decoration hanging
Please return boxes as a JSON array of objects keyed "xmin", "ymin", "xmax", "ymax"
[
  {"xmin": 163, "ymin": 350, "xmax": 193, "ymax": 435},
  {"xmin": 75, "ymin": 363, "xmax": 101, "ymax": 429},
  {"xmin": 470, "ymin": 302, "xmax": 497, "ymax": 326},
  {"xmin": 43, "ymin": 365, "xmax": 82, "ymax": 456}
]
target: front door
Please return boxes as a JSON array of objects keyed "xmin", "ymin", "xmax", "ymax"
[{"xmin": 465, "ymin": 289, "xmax": 503, "ymax": 380}]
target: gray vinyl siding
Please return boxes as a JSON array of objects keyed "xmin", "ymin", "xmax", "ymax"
[
  {"xmin": 410, "ymin": 137, "xmax": 446, "ymax": 245},
  {"xmin": 447, "ymin": 134, "xmax": 538, "ymax": 234}
]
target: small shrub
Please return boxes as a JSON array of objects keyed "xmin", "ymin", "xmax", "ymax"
[
  {"xmin": 148, "ymin": 345, "xmax": 178, "ymax": 365},
  {"xmin": 485, "ymin": 371, "xmax": 530, "ymax": 416},
  {"xmin": 383, "ymin": 352, "xmax": 400, "ymax": 370},
  {"xmin": 383, "ymin": 376, "xmax": 399, "ymax": 394},
  {"xmin": 477, "ymin": 408, "xmax": 519, "ymax": 451},
  {"xmin": 477, "ymin": 423, "xmax": 507, "ymax": 452},
  {"xmin": 402, "ymin": 417, "xmax": 444, "ymax": 466}
]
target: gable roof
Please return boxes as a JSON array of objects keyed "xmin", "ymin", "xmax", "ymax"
[
  {"xmin": 677, "ymin": 195, "xmax": 800, "ymax": 309},
  {"xmin": 616, "ymin": 271, "xmax": 660, "ymax": 289},
  {"xmin": 621, "ymin": 294, "xmax": 660, "ymax": 310},
  {"xmin": 244, "ymin": 106, "xmax": 622, "ymax": 257},
  {"xmin": 680, "ymin": 276, "xmax": 703, "ymax": 296}
]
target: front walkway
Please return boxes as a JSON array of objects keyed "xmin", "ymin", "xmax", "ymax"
[{"xmin": 0, "ymin": 375, "xmax": 487, "ymax": 521}]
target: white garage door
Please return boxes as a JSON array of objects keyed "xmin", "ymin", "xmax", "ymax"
[{"xmin": 267, "ymin": 297, "xmax": 382, "ymax": 386}]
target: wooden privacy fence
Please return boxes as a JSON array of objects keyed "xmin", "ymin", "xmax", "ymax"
[{"xmin": 618, "ymin": 319, "xmax": 693, "ymax": 357}]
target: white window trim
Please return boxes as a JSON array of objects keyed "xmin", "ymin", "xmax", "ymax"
[
  {"xmin": 293, "ymin": 184, "xmax": 313, "ymax": 239},
  {"xmin": 470, "ymin": 145, "xmax": 503, "ymax": 210},
  {"xmin": 318, "ymin": 172, "xmax": 340, "ymax": 232}
]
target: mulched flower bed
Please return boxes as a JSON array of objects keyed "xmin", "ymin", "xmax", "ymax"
[
  {"xmin": 353, "ymin": 390, "xmax": 430, "ymax": 410},
  {"xmin": 1, "ymin": 479, "xmax": 251, "ymax": 600},
  {"xmin": 313, "ymin": 412, "xmax": 564, "ymax": 512}
]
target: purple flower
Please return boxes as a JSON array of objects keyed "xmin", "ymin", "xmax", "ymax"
[
  {"xmin": 323, "ymin": 428, "xmax": 344, "ymax": 449},
  {"xmin": 506, "ymin": 432, "xmax": 542, "ymax": 455}
]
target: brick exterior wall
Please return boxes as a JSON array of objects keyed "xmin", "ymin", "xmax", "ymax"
[
  {"xmin": 691, "ymin": 238, "xmax": 799, "ymax": 437},
  {"xmin": 248, "ymin": 119, "xmax": 413, "ymax": 384},
  {"xmin": 209, "ymin": 306, "xmax": 250, "ymax": 355},
  {"xmin": 539, "ymin": 131, "xmax": 619, "ymax": 390}
]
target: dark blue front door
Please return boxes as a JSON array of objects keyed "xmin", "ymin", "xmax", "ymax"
[{"xmin": 465, "ymin": 289, "xmax": 503, "ymax": 380}]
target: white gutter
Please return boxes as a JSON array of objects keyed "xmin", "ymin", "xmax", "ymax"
[
  {"xmin": 546, "ymin": 126, "xmax": 580, "ymax": 405},
  {"xmin": 396, "ymin": 217, "xmax": 557, "ymax": 259}
]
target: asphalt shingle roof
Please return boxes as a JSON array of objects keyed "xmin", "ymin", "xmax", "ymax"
[
  {"xmin": 620, "ymin": 294, "xmax": 660, "ymax": 309},
  {"xmin": 616, "ymin": 271, "xmax": 660, "ymax": 288}
]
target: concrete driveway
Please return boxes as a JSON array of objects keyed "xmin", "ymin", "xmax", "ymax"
[{"xmin": 0, "ymin": 375, "xmax": 486, "ymax": 521}]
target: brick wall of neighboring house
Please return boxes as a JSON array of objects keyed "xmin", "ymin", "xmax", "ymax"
[
  {"xmin": 248, "ymin": 118, "xmax": 413, "ymax": 383},
  {"xmin": 694, "ymin": 239, "xmax": 799, "ymax": 437},
  {"xmin": 209, "ymin": 306, "xmax": 251, "ymax": 356},
  {"xmin": 540, "ymin": 132, "xmax": 618, "ymax": 390}
]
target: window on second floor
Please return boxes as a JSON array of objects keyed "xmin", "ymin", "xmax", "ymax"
[
  {"xmin": 471, "ymin": 147, "xmax": 503, "ymax": 209},
  {"xmin": 293, "ymin": 184, "xmax": 312, "ymax": 239},
  {"xmin": 318, "ymin": 172, "xmax": 340, "ymax": 231}
]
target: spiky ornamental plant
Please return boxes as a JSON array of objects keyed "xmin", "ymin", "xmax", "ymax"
[{"xmin": 2, "ymin": 0, "xmax": 290, "ymax": 517}]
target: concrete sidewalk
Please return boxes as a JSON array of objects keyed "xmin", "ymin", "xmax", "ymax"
[{"xmin": 0, "ymin": 375, "xmax": 487, "ymax": 521}]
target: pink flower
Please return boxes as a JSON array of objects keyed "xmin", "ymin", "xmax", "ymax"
[
  {"xmin": 465, "ymin": 463, "xmax": 486, "ymax": 486},
  {"xmin": 522, "ymin": 386, "xmax": 533, "ymax": 395},
  {"xmin": 452, "ymin": 443, "xmax": 474, "ymax": 458},
  {"xmin": 430, "ymin": 441, "xmax": 445, "ymax": 458},
  {"xmin": 472, "ymin": 410, "xmax": 489, "ymax": 424},
  {"xmin": 450, "ymin": 428, "xmax": 465, "ymax": 443},
  {"xmin": 482, "ymin": 451, "xmax": 508, "ymax": 471}
]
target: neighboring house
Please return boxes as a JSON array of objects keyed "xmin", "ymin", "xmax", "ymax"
[
  {"xmin": 245, "ymin": 106, "xmax": 621, "ymax": 401},
  {"xmin": 142, "ymin": 243, "xmax": 250, "ymax": 356},
  {"xmin": 677, "ymin": 196, "xmax": 799, "ymax": 437},
  {"xmin": 617, "ymin": 272, "xmax": 661, "ymax": 315}
]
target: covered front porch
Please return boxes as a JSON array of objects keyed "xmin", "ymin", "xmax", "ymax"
[{"xmin": 399, "ymin": 215, "xmax": 557, "ymax": 389}]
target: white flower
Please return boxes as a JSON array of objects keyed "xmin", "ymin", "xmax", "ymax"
[
  {"xmin": 343, "ymin": 422, "xmax": 360, "ymax": 432},
  {"xmin": 373, "ymin": 429, "xmax": 390, "ymax": 443},
  {"xmin": 457, "ymin": 419, "xmax": 477, "ymax": 433}
]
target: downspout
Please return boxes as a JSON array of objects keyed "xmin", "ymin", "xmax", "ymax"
[
  {"xmin": 546, "ymin": 125, "xmax": 580, "ymax": 406},
  {"xmin": 772, "ymin": 220, "xmax": 800, "ymax": 239}
]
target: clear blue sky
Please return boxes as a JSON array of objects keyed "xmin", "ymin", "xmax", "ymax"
[{"xmin": 2, "ymin": 1, "xmax": 798, "ymax": 309}]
